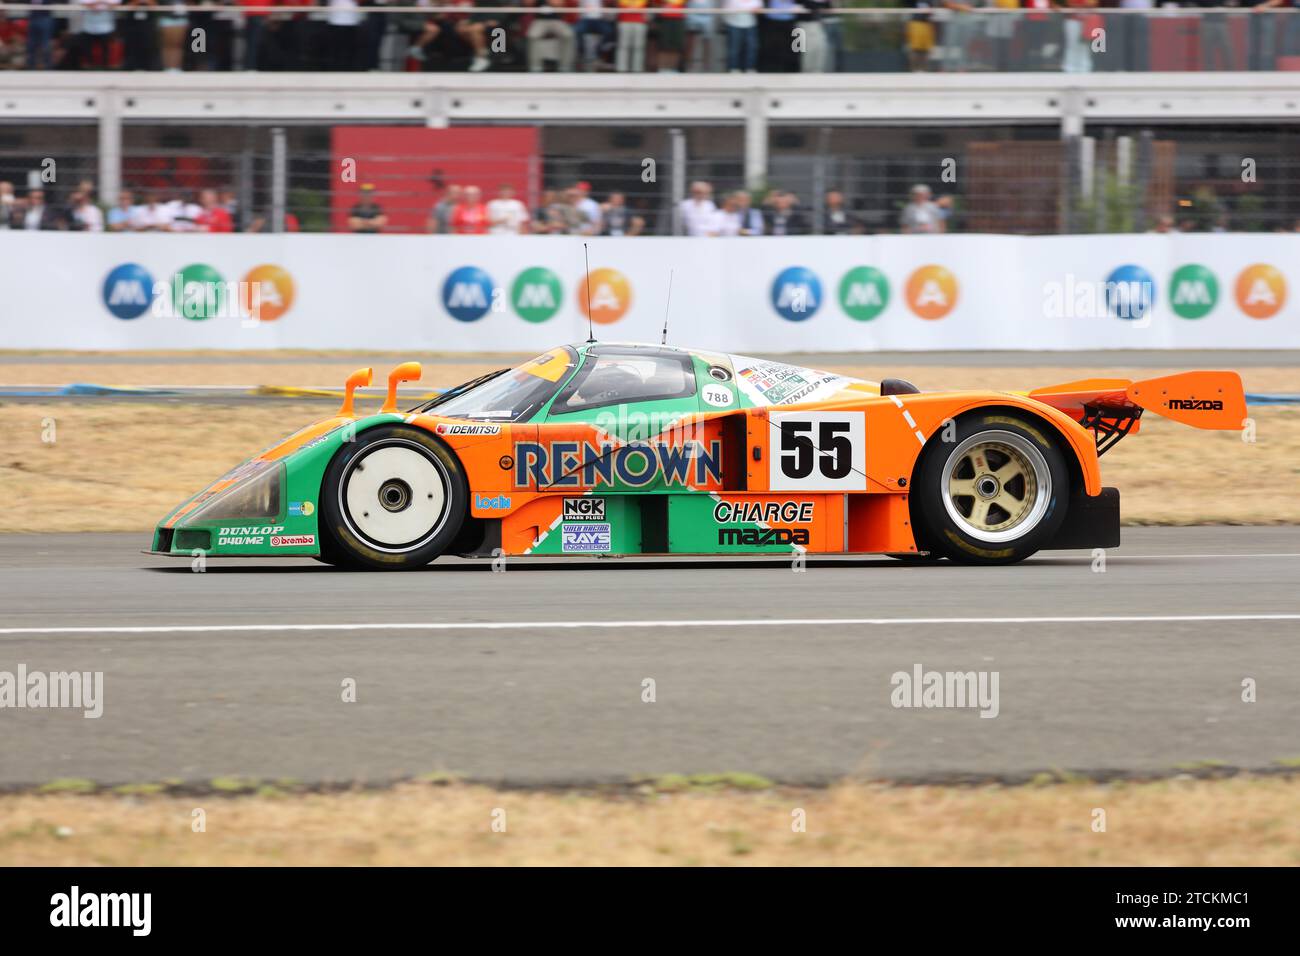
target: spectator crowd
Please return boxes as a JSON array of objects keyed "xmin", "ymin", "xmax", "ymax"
[
  {"xmin": 0, "ymin": 0, "xmax": 844, "ymax": 73},
  {"xmin": 677, "ymin": 180, "xmax": 955, "ymax": 235},
  {"xmin": 415, "ymin": 180, "xmax": 649, "ymax": 235},
  {"xmin": 10, "ymin": 173, "xmax": 1292, "ymax": 236},
  {"xmin": 378, "ymin": 177, "xmax": 952, "ymax": 235},
  {"xmin": 3, "ymin": 1, "xmax": 1297, "ymax": 74},
  {"xmin": 0, "ymin": 173, "xmax": 958, "ymax": 235},
  {"xmin": 0, "ymin": 179, "xmax": 303, "ymax": 230}
]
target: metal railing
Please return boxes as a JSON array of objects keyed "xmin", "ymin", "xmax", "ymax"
[{"xmin": 3, "ymin": 6, "xmax": 1300, "ymax": 74}]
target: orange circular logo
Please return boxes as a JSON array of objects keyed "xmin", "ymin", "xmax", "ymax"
[
  {"xmin": 904, "ymin": 265, "xmax": 958, "ymax": 320},
  {"xmin": 1234, "ymin": 264, "xmax": 1285, "ymax": 319},
  {"xmin": 577, "ymin": 268, "xmax": 631, "ymax": 325},
  {"xmin": 240, "ymin": 264, "xmax": 296, "ymax": 322}
]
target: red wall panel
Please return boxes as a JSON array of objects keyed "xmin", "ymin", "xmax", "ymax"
[{"xmin": 330, "ymin": 126, "xmax": 540, "ymax": 234}]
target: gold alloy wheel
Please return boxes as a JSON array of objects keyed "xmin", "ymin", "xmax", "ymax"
[{"xmin": 941, "ymin": 431, "xmax": 1051, "ymax": 543}]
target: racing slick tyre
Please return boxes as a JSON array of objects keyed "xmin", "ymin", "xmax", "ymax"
[
  {"xmin": 912, "ymin": 411, "xmax": 1070, "ymax": 565},
  {"xmin": 892, "ymin": 503, "xmax": 951, "ymax": 562},
  {"xmin": 312, "ymin": 531, "xmax": 348, "ymax": 567},
  {"xmin": 319, "ymin": 425, "xmax": 468, "ymax": 570}
]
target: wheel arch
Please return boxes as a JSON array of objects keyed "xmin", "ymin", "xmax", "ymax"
[
  {"xmin": 911, "ymin": 399, "xmax": 1099, "ymax": 498},
  {"xmin": 328, "ymin": 416, "xmax": 471, "ymax": 476},
  {"xmin": 335, "ymin": 419, "xmax": 471, "ymax": 493}
]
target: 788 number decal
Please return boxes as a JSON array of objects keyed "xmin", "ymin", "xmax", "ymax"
[{"xmin": 769, "ymin": 411, "xmax": 866, "ymax": 491}]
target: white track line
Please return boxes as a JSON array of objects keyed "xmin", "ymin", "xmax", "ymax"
[
  {"xmin": 1108, "ymin": 553, "xmax": 1300, "ymax": 560},
  {"xmin": 1, "ymin": 613, "xmax": 1298, "ymax": 637}
]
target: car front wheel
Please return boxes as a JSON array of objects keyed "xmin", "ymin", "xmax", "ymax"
[{"xmin": 319, "ymin": 425, "xmax": 467, "ymax": 570}]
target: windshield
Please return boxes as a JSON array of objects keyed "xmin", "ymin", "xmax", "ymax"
[{"xmin": 421, "ymin": 346, "xmax": 578, "ymax": 422}]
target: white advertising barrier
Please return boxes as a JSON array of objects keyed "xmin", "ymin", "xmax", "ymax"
[{"xmin": 1, "ymin": 232, "xmax": 1297, "ymax": 351}]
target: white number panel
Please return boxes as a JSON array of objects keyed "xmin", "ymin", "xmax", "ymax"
[{"xmin": 769, "ymin": 411, "xmax": 866, "ymax": 491}]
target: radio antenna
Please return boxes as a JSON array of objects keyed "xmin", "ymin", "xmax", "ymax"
[
  {"xmin": 661, "ymin": 269, "xmax": 674, "ymax": 346},
  {"xmin": 583, "ymin": 242, "xmax": 595, "ymax": 344}
]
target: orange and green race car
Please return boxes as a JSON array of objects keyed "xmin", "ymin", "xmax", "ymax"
[{"xmin": 150, "ymin": 342, "xmax": 1247, "ymax": 568}]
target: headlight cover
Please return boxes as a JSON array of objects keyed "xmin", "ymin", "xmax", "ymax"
[{"xmin": 182, "ymin": 460, "xmax": 284, "ymax": 524}]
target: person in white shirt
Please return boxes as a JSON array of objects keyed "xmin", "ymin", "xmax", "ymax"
[
  {"xmin": 165, "ymin": 194, "xmax": 203, "ymax": 232},
  {"xmin": 712, "ymin": 192, "xmax": 744, "ymax": 236},
  {"xmin": 23, "ymin": 188, "xmax": 51, "ymax": 230},
  {"xmin": 135, "ymin": 192, "xmax": 175, "ymax": 232},
  {"xmin": 70, "ymin": 191, "xmax": 105, "ymax": 232},
  {"xmin": 574, "ymin": 181, "xmax": 603, "ymax": 235},
  {"xmin": 486, "ymin": 183, "xmax": 530, "ymax": 235},
  {"xmin": 723, "ymin": 0, "xmax": 760, "ymax": 72},
  {"xmin": 327, "ymin": 0, "xmax": 364, "ymax": 70},
  {"xmin": 899, "ymin": 184, "xmax": 945, "ymax": 234},
  {"xmin": 678, "ymin": 180, "xmax": 717, "ymax": 236}
]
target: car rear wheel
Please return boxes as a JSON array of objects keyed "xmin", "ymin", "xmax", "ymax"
[
  {"xmin": 912, "ymin": 411, "xmax": 1070, "ymax": 565},
  {"xmin": 320, "ymin": 425, "xmax": 467, "ymax": 570}
]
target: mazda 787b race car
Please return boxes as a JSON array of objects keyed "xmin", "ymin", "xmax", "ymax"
[{"xmin": 150, "ymin": 343, "xmax": 1246, "ymax": 568}]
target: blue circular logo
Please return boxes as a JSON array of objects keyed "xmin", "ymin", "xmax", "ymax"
[
  {"xmin": 771, "ymin": 266, "xmax": 822, "ymax": 322},
  {"xmin": 442, "ymin": 266, "xmax": 495, "ymax": 322},
  {"xmin": 102, "ymin": 263, "xmax": 155, "ymax": 320},
  {"xmin": 1104, "ymin": 265, "xmax": 1157, "ymax": 321}
]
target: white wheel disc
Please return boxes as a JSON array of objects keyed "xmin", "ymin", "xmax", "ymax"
[
  {"xmin": 342, "ymin": 442, "xmax": 449, "ymax": 552},
  {"xmin": 940, "ymin": 430, "xmax": 1052, "ymax": 544}
]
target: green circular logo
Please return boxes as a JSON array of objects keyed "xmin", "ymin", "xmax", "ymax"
[
  {"xmin": 511, "ymin": 267, "xmax": 563, "ymax": 323},
  {"xmin": 838, "ymin": 266, "xmax": 890, "ymax": 321},
  {"xmin": 177, "ymin": 263, "xmax": 226, "ymax": 321},
  {"xmin": 1168, "ymin": 264, "xmax": 1219, "ymax": 320}
]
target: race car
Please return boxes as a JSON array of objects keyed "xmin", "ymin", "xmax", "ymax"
[{"xmin": 150, "ymin": 343, "xmax": 1246, "ymax": 568}]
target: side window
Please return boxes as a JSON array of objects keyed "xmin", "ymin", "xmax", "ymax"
[{"xmin": 551, "ymin": 353, "xmax": 697, "ymax": 414}]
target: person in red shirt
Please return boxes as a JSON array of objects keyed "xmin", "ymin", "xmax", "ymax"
[
  {"xmin": 194, "ymin": 188, "xmax": 234, "ymax": 233},
  {"xmin": 616, "ymin": 0, "xmax": 648, "ymax": 71},
  {"xmin": 451, "ymin": 185, "xmax": 490, "ymax": 234},
  {"xmin": 654, "ymin": 0, "xmax": 686, "ymax": 72},
  {"xmin": 0, "ymin": 13, "xmax": 28, "ymax": 69}
]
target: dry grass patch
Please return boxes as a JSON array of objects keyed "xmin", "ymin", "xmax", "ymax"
[
  {"xmin": 2, "ymin": 776, "xmax": 1298, "ymax": 866},
  {"xmin": 1086, "ymin": 411, "xmax": 1300, "ymax": 525},
  {"xmin": 0, "ymin": 402, "xmax": 330, "ymax": 533}
]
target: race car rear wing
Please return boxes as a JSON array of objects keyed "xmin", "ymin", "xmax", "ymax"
[{"xmin": 1027, "ymin": 371, "xmax": 1247, "ymax": 455}]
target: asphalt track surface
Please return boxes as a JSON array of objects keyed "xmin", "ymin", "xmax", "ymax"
[{"xmin": 1, "ymin": 528, "xmax": 1298, "ymax": 787}]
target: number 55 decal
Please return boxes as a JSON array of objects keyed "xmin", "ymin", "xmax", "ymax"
[{"xmin": 769, "ymin": 411, "xmax": 866, "ymax": 491}]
